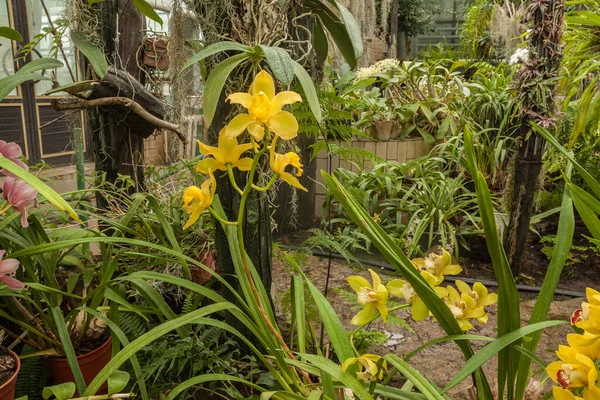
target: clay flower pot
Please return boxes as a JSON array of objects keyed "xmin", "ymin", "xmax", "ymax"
[
  {"xmin": 45, "ymin": 337, "xmax": 112, "ymax": 395},
  {"xmin": 0, "ymin": 349, "xmax": 20, "ymax": 400},
  {"xmin": 372, "ymin": 120, "xmax": 395, "ymax": 141}
]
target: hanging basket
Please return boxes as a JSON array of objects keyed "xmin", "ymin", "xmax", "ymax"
[{"xmin": 143, "ymin": 37, "xmax": 169, "ymax": 70}]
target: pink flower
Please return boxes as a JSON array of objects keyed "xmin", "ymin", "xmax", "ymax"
[
  {"xmin": 2, "ymin": 177, "xmax": 38, "ymax": 227},
  {"xmin": 0, "ymin": 140, "xmax": 28, "ymax": 177},
  {"xmin": 0, "ymin": 250, "xmax": 23, "ymax": 289}
]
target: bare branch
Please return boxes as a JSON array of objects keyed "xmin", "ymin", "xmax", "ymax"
[{"xmin": 52, "ymin": 97, "xmax": 187, "ymax": 143}]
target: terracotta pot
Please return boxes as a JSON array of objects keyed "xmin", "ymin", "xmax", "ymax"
[
  {"xmin": 191, "ymin": 249, "xmax": 217, "ymax": 285},
  {"xmin": 45, "ymin": 337, "xmax": 112, "ymax": 394},
  {"xmin": 143, "ymin": 37, "xmax": 169, "ymax": 70},
  {"xmin": 372, "ymin": 120, "xmax": 395, "ymax": 141},
  {"xmin": 0, "ymin": 350, "xmax": 20, "ymax": 400}
]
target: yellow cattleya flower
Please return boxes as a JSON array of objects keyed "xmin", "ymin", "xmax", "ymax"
[
  {"xmin": 571, "ymin": 288, "xmax": 600, "ymax": 335},
  {"xmin": 347, "ymin": 269, "xmax": 403, "ymax": 325},
  {"xmin": 196, "ymin": 128, "xmax": 253, "ymax": 173},
  {"xmin": 411, "ymin": 249, "xmax": 462, "ymax": 285},
  {"xmin": 444, "ymin": 282, "xmax": 489, "ymax": 331},
  {"xmin": 387, "ymin": 271, "xmax": 448, "ymax": 322},
  {"xmin": 552, "ymin": 385, "xmax": 600, "ymax": 400},
  {"xmin": 226, "ymin": 71, "xmax": 302, "ymax": 141},
  {"xmin": 182, "ymin": 171, "xmax": 216, "ymax": 230},
  {"xmin": 341, "ymin": 354, "xmax": 387, "ymax": 382},
  {"xmin": 269, "ymin": 136, "xmax": 307, "ymax": 192},
  {"xmin": 567, "ymin": 332, "xmax": 600, "ymax": 361},
  {"xmin": 455, "ymin": 281, "xmax": 498, "ymax": 309},
  {"xmin": 547, "ymin": 345, "xmax": 598, "ymax": 392}
]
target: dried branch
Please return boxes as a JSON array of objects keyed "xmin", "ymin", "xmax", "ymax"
[{"xmin": 51, "ymin": 97, "xmax": 187, "ymax": 143}]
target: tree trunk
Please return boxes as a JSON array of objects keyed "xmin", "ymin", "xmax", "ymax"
[
  {"xmin": 503, "ymin": 0, "xmax": 565, "ymax": 275},
  {"xmin": 389, "ymin": 0, "xmax": 399, "ymax": 58},
  {"xmin": 92, "ymin": 0, "xmax": 146, "ymax": 209}
]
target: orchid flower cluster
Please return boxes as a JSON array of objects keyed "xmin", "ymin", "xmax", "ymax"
[
  {"xmin": 182, "ymin": 71, "xmax": 306, "ymax": 230},
  {"xmin": 546, "ymin": 288, "xmax": 600, "ymax": 400},
  {"xmin": 347, "ymin": 249, "xmax": 498, "ymax": 330},
  {"xmin": 0, "ymin": 140, "xmax": 35, "ymax": 290}
]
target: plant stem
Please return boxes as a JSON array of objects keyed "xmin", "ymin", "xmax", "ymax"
[
  {"xmin": 208, "ymin": 208, "xmax": 238, "ymax": 226},
  {"xmin": 251, "ymin": 175, "xmax": 277, "ymax": 192},
  {"xmin": 227, "ymin": 164, "xmax": 244, "ymax": 195}
]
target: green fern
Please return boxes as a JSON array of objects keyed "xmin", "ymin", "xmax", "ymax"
[{"xmin": 15, "ymin": 345, "xmax": 51, "ymax": 399}]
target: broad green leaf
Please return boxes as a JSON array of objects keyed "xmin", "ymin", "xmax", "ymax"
[
  {"xmin": 71, "ymin": 31, "xmax": 108, "ymax": 78},
  {"xmin": 442, "ymin": 320, "xmax": 565, "ymax": 393},
  {"xmin": 384, "ymin": 355, "xmax": 444, "ymax": 400},
  {"xmin": 107, "ymin": 370, "xmax": 130, "ymax": 394},
  {"xmin": 313, "ymin": 21, "xmax": 329, "ymax": 66},
  {"xmin": 84, "ymin": 303, "xmax": 238, "ymax": 395},
  {"xmin": 259, "ymin": 45, "xmax": 294, "ymax": 85},
  {"xmin": 50, "ymin": 306, "xmax": 86, "ymax": 395},
  {"xmin": 0, "ymin": 26, "xmax": 23, "ymax": 41},
  {"xmin": 0, "ymin": 157, "xmax": 81, "ymax": 223},
  {"xmin": 203, "ymin": 53, "xmax": 249, "ymax": 128},
  {"xmin": 44, "ymin": 80, "xmax": 97, "ymax": 96},
  {"xmin": 133, "ymin": 0, "xmax": 163, "ymax": 24},
  {"xmin": 0, "ymin": 72, "xmax": 49, "ymax": 102},
  {"xmin": 334, "ymin": 1, "xmax": 363, "ymax": 59},
  {"xmin": 42, "ymin": 382, "xmax": 76, "ymax": 400},
  {"xmin": 181, "ymin": 40, "xmax": 251, "ymax": 71},
  {"xmin": 19, "ymin": 58, "xmax": 63, "ymax": 73},
  {"xmin": 292, "ymin": 60, "xmax": 322, "ymax": 122}
]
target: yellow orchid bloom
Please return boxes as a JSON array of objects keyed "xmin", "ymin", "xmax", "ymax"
[
  {"xmin": 552, "ymin": 385, "xmax": 600, "ymax": 400},
  {"xmin": 411, "ymin": 249, "xmax": 462, "ymax": 285},
  {"xmin": 269, "ymin": 136, "xmax": 307, "ymax": 192},
  {"xmin": 571, "ymin": 288, "xmax": 600, "ymax": 335},
  {"xmin": 455, "ymin": 281, "xmax": 498, "ymax": 308},
  {"xmin": 341, "ymin": 354, "xmax": 387, "ymax": 382},
  {"xmin": 225, "ymin": 71, "xmax": 302, "ymax": 141},
  {"xmin": 567, "ymin": 332, "xmax": 600, "ymax": 361},
  {"xmin": 444, "ymin": 282, "xmax": 489, "ymax": 331},
  {"xmin": 387, "ymin": 271, "xmax": 448, "ymax": 322},
  {"xmin": 347, "ymin": 269, "xmax": 401, "ymax": 325},
  {"xmin": 547, "ymin": 345, "xmax": 598, "ymax": 391},
  {"xmin": 196, "ymin": 128, "xmax": 253, "ymax": 174},
  {"xmin": 182, "ymin": 171, "xmax": 216, "ymax": 230}
]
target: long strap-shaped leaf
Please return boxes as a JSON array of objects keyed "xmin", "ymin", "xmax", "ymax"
[
  {"xmin": 51, "ymin": 306, "xmax": 86, "ymax": 395},
  {"xmin": 463, "ymin": 128, "xmax": 521, "ymax": 398},
  {"xmin": 385, "ymin": 355, "xmax": 445, "ymax": 400},
  {"xmin": 514, "ymin": 166, "xmax": 574, "ymax": 398},
  {"xmin": 322, "ymin": 171, "xmax": 493, "ymax": 399}
]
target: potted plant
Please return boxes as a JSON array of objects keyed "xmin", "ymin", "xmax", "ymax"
[
  {"xmin": 356, "ymin": 88, "xmax": 396, "ymax": 140},
  {"xmin": 0, "ymin": 144, "xmax": 118, "ymax": 395}
]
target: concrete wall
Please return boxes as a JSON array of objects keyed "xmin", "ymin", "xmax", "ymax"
[{"xmin": 313, "ymin": 137, "xmax": 431, "ymax": 218}]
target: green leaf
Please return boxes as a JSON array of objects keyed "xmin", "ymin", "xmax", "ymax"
[
  {"xmin": 290, "ymin": 271, "xmax": 307, "ymax": 353},
  {"xmin": 292, "ymin": 60, "xmax": 322, "ymax": 123},
  {"xmin": 514, "ymin": 167, "xmax": 574, "ymax": 399},
  {"xmin": 19, "ymin": 58, "xmax": 63, "ymax": 73},
  {"xmin": 384, "ymin": 355, "xmax": 445, "ymax": 400},
  {"xmin": 203, "ymin": 53, "xmax": 249, "ymax": 128},
  {"xmin": 0, "ymin": 26, "xmax": 23, "ymax": 41},
  {"xmin": 0, "ymin": 72, "xmax": 49, "ymax": 102},
  {"xmin": 42, "ymin": 382, "xmax": 76, "ymax": 400},
  {"xmin": 181, "ymin": 41, "xmax": 251, "ymax": 71},
  {"xmin": 166, "ymin": 374, "xmax": 266, "ymax": 400},
  {"xmin": 83, "ymin": 303, "xmax": 238, "ymax": 396},
  {"xmin": 313, "ymin": 22, "xmax": 329, "ymax": 66},
  {"xmin": 259, "ymin": 45, "xmax": 294, "ymax": 85},
  {"xmin": 442, "ymin": 320, "xmax": 565, "ymax": 393},
  {"xmin": 298, "ymin": 353, "xmax": 374, "ymax": 400},
  {"xmin": 302, "ymin": 271, "xmax": 354, "ymax": 362},
  {"xmin": 50, "ymin": 306, "xmax": 86, "ymax": 395},
  {"xmin": 71, "ymin": 31, "xmax": 108, "ymax": 78},
  {"xmin": 405, "ymin": 334, "xmax": 494, "ymax": 361},
  {"xmin": 334, "ymin": 1, "xmax": 363, "ymax": 59},
  {"xmin": 133, "ymin": 0, "xmax": 163, "ymax": 24},
  {"xmin": 0, "ymin": 157, "xmax": 81, "ymax": 223},
  {"xmin": 107, "ymin": 370, "xmax": 130, "ymax": 394}
]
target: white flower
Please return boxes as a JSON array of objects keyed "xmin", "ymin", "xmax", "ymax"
[
  {"xmin": 509, "ymin": 48, "xmax": 529, "ymax": 65},
  {"xmin": 355, "ymin": 58, "xmax": 401, "ymax": 81}
]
